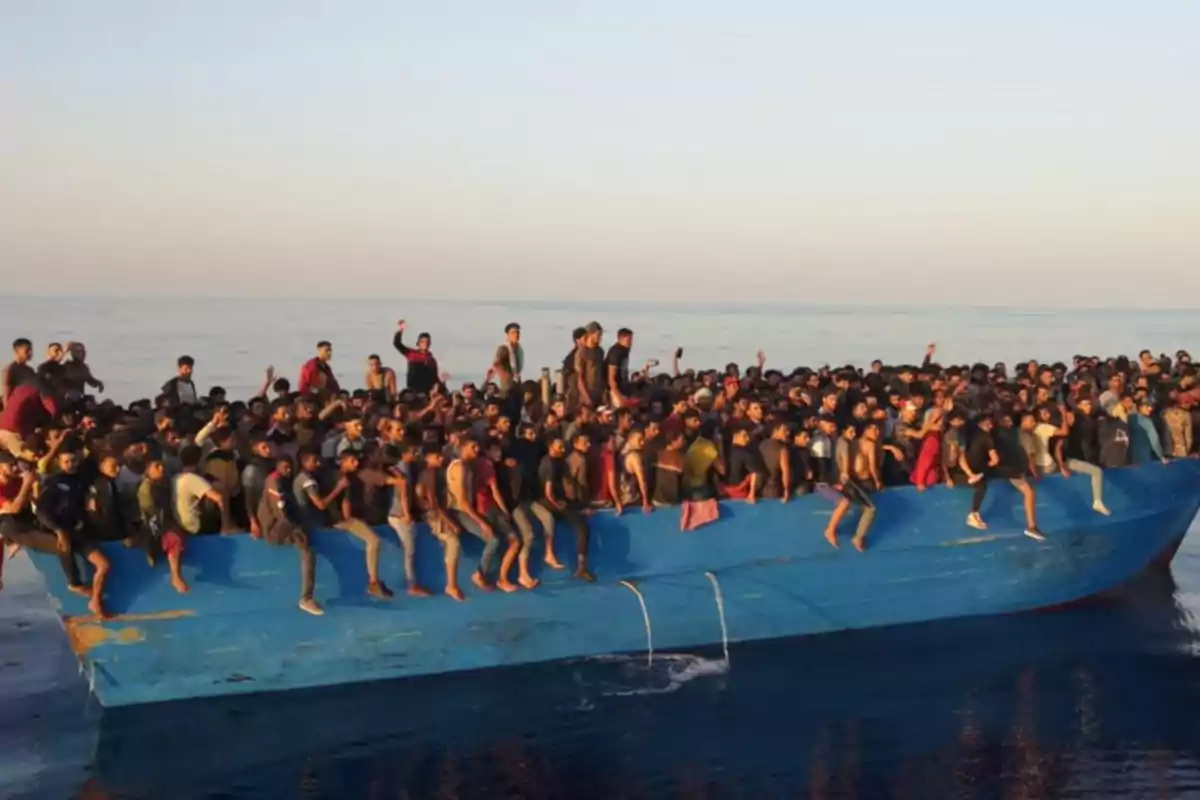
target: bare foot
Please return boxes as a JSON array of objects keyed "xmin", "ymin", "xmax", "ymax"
[
  {"xmin": 544, "ymin": 557, "xmax": 567, "ymax": 571},
  {"xmin": 68, "ymin": 583, "xmax": 92, "ymax": 598},
  {"xmin": 471, "ymin": 572, "xmax": 494, "ymax": 592},
  {"xmin": 87, "ymin": 598, "xmax": 110, "ymax": 619},
  {"xmin": 852, "ymin": 536, "xmax": 866, "ymax": 553},
  {"xmin": 497, "ymin": 579, "xmax": 519, "ymax": 593},
  {"xmin": 171, "ymin": 576, "xmax": 190, "ymax": 594},
  {"xmin": 824, "ymin": 529, "xmax": 839, "ymax": 549},
  {"xmin": 445, "ymin": 586, "xmax": 466, "ymax": 602},
  {"xmin": 407, "ymin": 585, "xmax": 433, "ymax": 598},
  {"xmin": 519, "ymin": 575, "xmax": 540, "ymax": 590}
]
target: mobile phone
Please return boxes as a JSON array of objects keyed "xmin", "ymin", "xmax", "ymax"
[{"xmin": 675, "ymin": 347, "xmax": 684, "ymax": 359}]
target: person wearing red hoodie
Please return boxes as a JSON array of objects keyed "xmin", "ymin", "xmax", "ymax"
[{"xmin": 0, "ymin": 382, "xmax": 59, "ymax": 457}]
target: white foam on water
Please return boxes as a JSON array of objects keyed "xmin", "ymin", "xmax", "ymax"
[{"xmin": 575, "ymin": 653, "xmax": 730, "ymax": 698}]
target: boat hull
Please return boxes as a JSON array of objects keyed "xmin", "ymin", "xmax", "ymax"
[{"xmin": 26, "ymin": 460, "xmax": 1200, "ymax": 707}]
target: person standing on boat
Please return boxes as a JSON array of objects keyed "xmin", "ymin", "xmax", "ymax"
[
  {"xmin": 962, "ymin": 415, "xmax": 1044, "ymax": 540},
  {"xmin": 364, "ymin": 354, "xmax": 398, "ymax": 402},
  {"xmin": 605, "ymin": 328, "xmax": 634, "ymax": 409},
  {"xmin": 574, "ymin": 323, "xmax": 606, "ymax": 410},
  {"xmin": 161, "ymin": 356, "xmax": 198, "ymax": 407},
  {"xmin": 392, "ymin": 320, "xmax": 439, "ymax": 396},
  {"xmin": 489, "ymin": 323, "xmax": 524, "ymax": 411},
  {"xmin": 298, "ymin": 341, "xmax": 339, "ymax": 402},
  {"xmin": 823, "ymin": 422, "xmax": 877, "ymax": 552},
  {"xmin": 2, "ymin": 338, "xmax": 36, "ymax": 401}
]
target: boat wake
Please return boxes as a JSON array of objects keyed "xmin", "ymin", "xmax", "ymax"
[{"xmin": 571, "ymin": 653, "xmax": 729, "ymax": 700}]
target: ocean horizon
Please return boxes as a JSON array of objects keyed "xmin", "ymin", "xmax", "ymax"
[{"xmin": 2, "ymin": 297, "xmax": 1199, "ymax": 798}]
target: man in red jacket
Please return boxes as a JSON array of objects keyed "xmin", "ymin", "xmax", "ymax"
[
  {"xmin": 298, "ymin": 341, "xmax": 340, "ymax": 401},
  {"xmin": 0, "ymin": 382, "xmax": 59, "ymax": 457}
]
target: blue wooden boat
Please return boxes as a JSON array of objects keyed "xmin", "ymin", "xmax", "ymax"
[{"xmin": 25, "ymin": 460, "xmax": 1200, "ymax": 708}]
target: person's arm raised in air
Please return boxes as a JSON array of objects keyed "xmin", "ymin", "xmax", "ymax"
[
  {"xmin": 256, "ymin": 366, "xmax": 275, "ymax": 400},
  {"xmin": 393, "ymin": 320, "xmax": 413, "ymax": 357}
]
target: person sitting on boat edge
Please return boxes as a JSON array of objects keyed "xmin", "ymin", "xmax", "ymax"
[
  {"xmin": 257, "ymin": 455, "xmax": 323, "ymax": 616},
  {"xmin": 36, "ymin": 448, "xmax": 113, "ymax": 618},
  {"xmin": 135, "ymin": 455, "xmax": 189, "ymax": 594}
]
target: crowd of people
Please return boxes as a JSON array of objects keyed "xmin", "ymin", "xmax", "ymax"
[{"xmin": 0, "ymin": 322, "xmax": 1197, "ymax": 619}]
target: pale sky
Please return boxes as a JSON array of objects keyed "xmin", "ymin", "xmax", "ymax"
[{"xmin": 3, "ymin": 2, "xmax": 1198, "ymax": 306}]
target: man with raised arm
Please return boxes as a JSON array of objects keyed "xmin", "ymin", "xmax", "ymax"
[{"xmin": 393, "ymin": 320, "xmax": 440, "ymax": 395}]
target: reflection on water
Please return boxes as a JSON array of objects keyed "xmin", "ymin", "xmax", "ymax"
[{"xmin": 4, "ymin": 562, "xmax": 1200, "ymax": 798}]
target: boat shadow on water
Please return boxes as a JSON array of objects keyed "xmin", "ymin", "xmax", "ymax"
[{"xmin": 74, "ymin": 567, "xmax": 1200, "ymax": 799}]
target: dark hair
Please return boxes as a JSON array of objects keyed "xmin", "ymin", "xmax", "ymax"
[
  {"xmin": 617, "ymin": 328, "xmax": 633, "ymax": 339},
  {"xmin": 272, "ymin": 378, "xmax": 291, "ymax": 393},
  {"xmin": 367, "ymin": 353, "xmax": 381, "ymax": 361},
  {"xmin": 177, "ymin": 355, "xmax": 195, "ymax": 368},
  {"xmin": 297, "ymin": 445, "xmax": 321, "ymax": 462},
  {"xmin": 505, "ymin": 323, "xmax": 520, "ymax": 333},
  {"xmin": 180, "ymin": 444, "xmax": 203, "ymax": 468},
  {"xmin": 13, "ymin": 338, "xmax": 31, "ymax": 350},
  {"xmin": 317, "ymin": 340, "xmax": 332, "ymax": 349},
  {"xmin": 572, "ymin": 327, "xmax": 587, "ymax": 341},
  {"xmin": 417, "ymin": 332, "xmax": 431, "ymax": 342},
  {"xmin": 209, "ymin": 386, "xmax": 226, "ymax": 399}
]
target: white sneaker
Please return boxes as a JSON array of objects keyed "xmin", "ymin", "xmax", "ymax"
[
  {"xmin": 1024, "ymin": 527, "xmax": 1047, "ymax": 542},
  {"xmin": 299, "ymin": 599, "xmax": 325, "ymax": 616},
  {"xmin": 1093, "ymin": 501, "xmax": 1112, "ymax": 516},
  {"xmin": 966, "ymin": 513, "xmax": 988, "ymax": 530}
]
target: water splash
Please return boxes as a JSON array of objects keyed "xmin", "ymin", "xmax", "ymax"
[
  {"xmin": 576, "ymin": 653, "xmax": 729, "ymax": 698},
  {"xmin": 705, "ymin": 571, "xmax": 730, "ymax": 668},
  {"xmin": 618, "ymin": 580, "xmax": 653, "ymax": 667}
]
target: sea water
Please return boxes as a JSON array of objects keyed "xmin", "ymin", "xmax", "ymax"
[{"xmin": 1, "ymin": 297, "xmax": 1198, "ymax": 798}]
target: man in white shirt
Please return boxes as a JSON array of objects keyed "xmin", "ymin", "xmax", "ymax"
[{"xmin": 173, "ymin": 445, "xmax": 231, "ymax": 534}]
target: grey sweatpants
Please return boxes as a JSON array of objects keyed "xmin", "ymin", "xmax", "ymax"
[{"xmin": 1066, "ymin": 459, "xmax": 1105, "ymax": 505}]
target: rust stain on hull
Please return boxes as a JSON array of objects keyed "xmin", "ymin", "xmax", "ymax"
[{"xmin": 64, "ymin": 610, "xmax": 195, "ymax": 655}]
